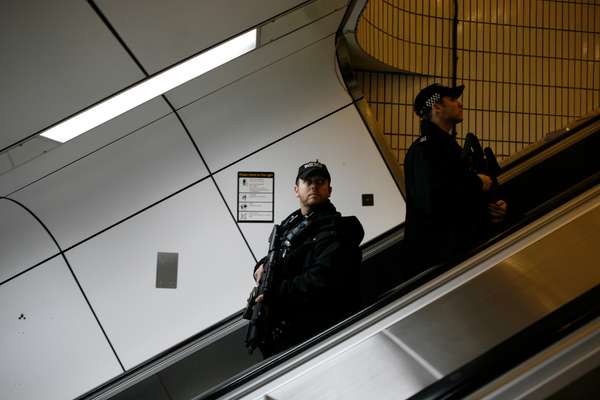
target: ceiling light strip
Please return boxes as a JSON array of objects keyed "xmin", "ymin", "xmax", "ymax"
[{"xmin": 41, "ymin": 29, "xmax": 257, "ymax": 143}]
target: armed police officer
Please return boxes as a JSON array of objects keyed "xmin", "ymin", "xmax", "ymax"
[
  {"xmin": 404, "ymin": 84, "xmax": 507, "ymax": 269},
  {"xmin": 248, "ymin": 161, "xmax": 364, "ymax": 358}
]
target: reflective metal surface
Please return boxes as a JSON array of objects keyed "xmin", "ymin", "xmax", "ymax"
[
  {"xmin": 388, "ymin": 203, "xmax": 600, "ymax": 374},
  {"xmin": 466, "ymin": 317, "xmax": 600, "ymax": 400},
  {"xmin": 268, "ymin": 333, "xmax": 435, "ymax": 400}
]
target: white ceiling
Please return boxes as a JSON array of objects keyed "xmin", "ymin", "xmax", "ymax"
[{"xmin": 0, "ymin": 0, "xmax": 306, "ymax": 160}]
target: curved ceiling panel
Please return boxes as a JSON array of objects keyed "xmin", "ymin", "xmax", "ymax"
[
  {"xmin": 0, "ymin": 0, "xmax": 145, "ymax": 150},
  {"xmin": 95, "ymin": 0, "xmax": 307, "ymax": 74},
  {"xmin": 0, "ymin": 98, "xmax": 171, "ymax": 197},
  {"xmin": 179, "ymin": 35, "xmax": 352, "ymax": 172},
  {"xmin": 0, "ymin": 198, "xmax": 58, "ymax": 283},
  {"xmin": 165, "ymin": 1, "xmax": 346, "ymax": 109},
  {"xmin": 10, "ymin": 113, "xmax": 209, "ymax": 250}
]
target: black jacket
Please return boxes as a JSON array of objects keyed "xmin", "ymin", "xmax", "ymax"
[
  {"xmin": 404, "ymin": 120, "xmax": 487, "ymax": 268},
  {"xmin": 257, "ymin": 200, "xmax": 364, "ymax": 354}
]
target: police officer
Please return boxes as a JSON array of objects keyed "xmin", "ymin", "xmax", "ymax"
[
  {"xmin": 253, "ymin": 160, "xmax": 364, "ymax": 357},
  {"xmin": 404, "ymin": 84, "xmax": 507, "ymax": 269}
]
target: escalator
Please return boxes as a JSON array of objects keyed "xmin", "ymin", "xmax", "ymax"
[
  {"xmin": 197, "ymin": 122, "xmax": 600, "ymax": 400},
  {"xmin": 226, "ymin": 189, "xmax": 600, "ymax": 400},
  {"xmin": 77, "ymin": 111, "xmax": 600, "ymax": 400}
]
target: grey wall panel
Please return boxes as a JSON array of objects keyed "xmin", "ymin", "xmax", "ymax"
[
  {"xmin": 95, "ymin": 0, "xmax": 307, "ymax": 74},
  {"xmin": 0, "ymin": 98, "xmax": 171, "ymax": 197},
  {"xmin": 165, "ymin": 3, "xmax": 346, "ymax": 110},
  {"xmin": 0, "ymin": 198, "xmax": 57, "ymax": 283},
  {"xmin": 179, "ymin": 35, "xmax": 352, "ymax": 173},
  {"xmin": 0, "ymin": 257, "xmax": 122, "ymax": 400},
  {"xmin": 65, "ymin": 180, "xmax": 255, "ymax": 369},
  {"xmin": 10, "ymin": 113, "xmax": 208, "ymax": 249},
  {"xmin": 0, "ymin": 0, "xmax": 144, "ymax": 150},
  {"xmin": 214, "ymin": 106, "xmax": 405, "ymax": 258}
]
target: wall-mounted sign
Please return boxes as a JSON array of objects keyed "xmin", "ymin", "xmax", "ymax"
[{"xmin": 237, "ymin": 171, "xmax": 274, "ymax": 222}]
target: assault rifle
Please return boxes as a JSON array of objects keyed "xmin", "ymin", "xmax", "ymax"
[
  {"xmin": 463, "ymin": 132, "xmax": 501, "ymax": 179},
  {"xmin": 243, "ymin": 224, "xmax": 282, "ymax": 354},
  {"xmin": 462, "ymin": 132, "xmax": 503, "ymax": 205}
]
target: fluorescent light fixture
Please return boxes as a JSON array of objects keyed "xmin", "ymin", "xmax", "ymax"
[{"xmin": 41, "ymin": 29, "xmax": 257, "ymax": 143}]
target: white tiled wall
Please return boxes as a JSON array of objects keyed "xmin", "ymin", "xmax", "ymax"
[{"xmin": 355, "ymin": 0, "xmax": 600, "ymax": 163}]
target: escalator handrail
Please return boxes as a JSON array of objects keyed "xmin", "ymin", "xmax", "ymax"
[
  {"xmin": 499, "ymin": 112, "xmax": 600, "ymax": 173},
  {"xmin": 407, "ymin": 284, "xmax": 600, "ymax": 400}
]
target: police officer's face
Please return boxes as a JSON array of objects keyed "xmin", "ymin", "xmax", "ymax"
[
  {"xmin": 294, "ymin": 176, "xmax": 332, "ymax": 209},
  {"xmin": 435, "ymin": 96, "xmax": 463, "ymax": 124}
]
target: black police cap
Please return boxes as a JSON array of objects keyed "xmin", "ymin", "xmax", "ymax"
[
  {"xmin": 296, "ymin": 160, "xmax": 330, "ymax": 182},
  {"xmin": 414, "ymin": 83, "xmax": 464, "ymax": 118}
]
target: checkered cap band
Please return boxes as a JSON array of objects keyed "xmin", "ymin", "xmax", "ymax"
[
  {"xmin": 414, "ymin": 84, "xmax": 464, "ymax": 118},
  {"xmin": 420, "ymin": 92, "xmax": 441, "ymax": 117}
]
